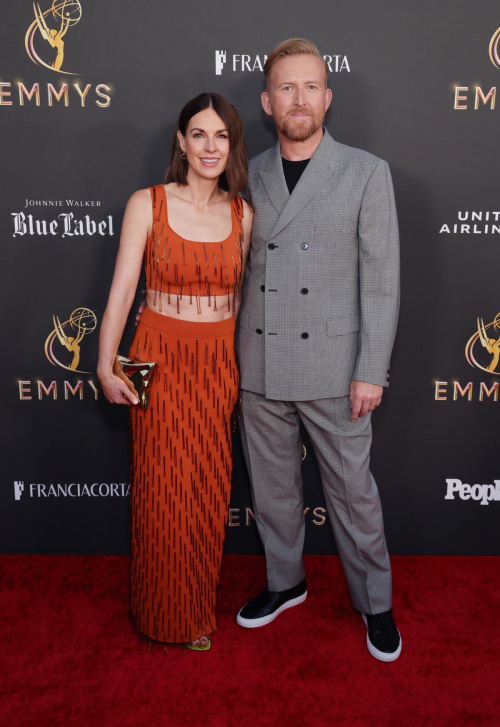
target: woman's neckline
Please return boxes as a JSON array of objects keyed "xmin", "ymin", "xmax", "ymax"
[{"xmin": 160, "ymin": 184, "xmax": 234, "ymax": 244}]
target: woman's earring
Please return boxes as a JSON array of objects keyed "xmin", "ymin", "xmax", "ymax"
[{"xmin": 180, "ymin": 149, "xmax": 187, "ymax": 160}]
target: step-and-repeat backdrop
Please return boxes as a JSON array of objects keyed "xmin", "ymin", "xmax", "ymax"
[{"xmin": 1, "ymin": 1, "xmax": 499, "ymax": 554}]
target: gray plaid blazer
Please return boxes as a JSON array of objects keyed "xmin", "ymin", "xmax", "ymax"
[{"xmin": 235, "ymin": 128, "xmax": 400, "ymax": 401}]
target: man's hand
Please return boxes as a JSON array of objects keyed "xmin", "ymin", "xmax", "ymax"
[
  {"xmin": 349, "ymin": 380, "xmax": 383, "ymax": 422},
  {"xmin": 135, "ymin": 289, "xmax": 146, "ymax": 326}
]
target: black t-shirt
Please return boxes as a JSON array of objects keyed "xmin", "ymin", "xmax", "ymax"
[{"xmin": 282, "ymin": 157, "xmax": 311, "ymax": 194}]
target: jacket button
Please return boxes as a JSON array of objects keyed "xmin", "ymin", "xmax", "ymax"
[
  {"xmin": 301, "ymin": 288, "xmax": 309, "ymax": 295},
  {"xmin": 301, "ymin": 243, "xmax": 308, "ymax": 250},
  {"xmin": 260, "ymin": 285, "xmax": 265, "ymax": 292},
  {"xmin": 256, "ymin": 328, "xmax": 263, "ymax": 335},
  {"xmin": 268, "ymin": 243, "xmax": 275, "ymax": 250},
  {"xmin": 301, "ymin": 332, "xmax": 309, "ymax": 339}
]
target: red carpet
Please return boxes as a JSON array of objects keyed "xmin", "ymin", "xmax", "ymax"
[{"xmin": 1, "ymin": 555, "xmax": 499, "ymax": 727}]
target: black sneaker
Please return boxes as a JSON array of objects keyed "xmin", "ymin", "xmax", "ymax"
[
  {"xmin": 236, "ymin": 578, "xmax": 307, "ymax": 628},
  {"xmin": 362, "ymin": 609, "xmax": 402, "ymax": 662}
]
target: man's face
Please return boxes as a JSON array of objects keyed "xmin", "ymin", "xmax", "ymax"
[{"xmin": 262, "ymin": 54, "xmax": 332, "ymax": 141}]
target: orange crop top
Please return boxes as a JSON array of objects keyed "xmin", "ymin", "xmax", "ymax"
[{"xmin": 145, "ymin": 184, "xmax": 244, "ymax": 315}]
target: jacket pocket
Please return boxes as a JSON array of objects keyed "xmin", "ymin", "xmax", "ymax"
[
  {"xmin": 237, "ymin": 309, "xmax": 249, "ymax": 328},
  {"xmin": 326, "ymin": 314, "xmax": 360, "ymax": 337}
]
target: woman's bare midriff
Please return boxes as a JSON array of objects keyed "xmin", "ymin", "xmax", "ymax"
[{"xmin": 145, "ymin": 288, "xmax": 236, "ymax": 322}]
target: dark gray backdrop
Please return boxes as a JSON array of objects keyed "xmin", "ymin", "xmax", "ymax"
[{"xmin": 1, "ymin": 0, "xmax": 499, "ymax": 555}]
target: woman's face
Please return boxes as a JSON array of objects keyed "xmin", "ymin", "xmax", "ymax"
[{"xmin": 178, "ymin": 108, "xmax": 230, "ymax": 182}]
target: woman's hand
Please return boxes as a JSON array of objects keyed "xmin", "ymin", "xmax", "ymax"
[{"xmin": 98, "ymin": 367, "xmax": 139, "ymax": 406}]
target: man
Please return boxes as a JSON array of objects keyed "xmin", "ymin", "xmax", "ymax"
[{"xmin": 235, "ymin": 38, "xmax": 401, "ymax": 662}]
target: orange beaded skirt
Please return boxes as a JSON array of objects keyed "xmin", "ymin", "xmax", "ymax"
[{"xmin": 128, "ymin": 306, "xmax": 239, "ymax": 643}]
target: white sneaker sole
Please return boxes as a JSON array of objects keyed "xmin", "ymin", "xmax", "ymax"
[
  {"xmin": 236, "ymin": 591, "xmax": 307, "ymax": 628},
  {"xmin": 362, "ymin": 614, "xmax": 402, "ymax": 662}
]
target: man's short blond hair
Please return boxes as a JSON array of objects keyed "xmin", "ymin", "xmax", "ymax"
[{"xmin": 264, "ymin": 38, "xmax": 329, "ymax": 89}]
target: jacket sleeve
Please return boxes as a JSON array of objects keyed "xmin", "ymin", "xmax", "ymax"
[{"xmin": 352, "ymin": 160, "xmax": 400, "ymax": 387}]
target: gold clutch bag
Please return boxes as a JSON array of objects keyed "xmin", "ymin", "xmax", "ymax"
[{"xmin": 113, "ymin": 354, "xmax": 158, "ymax": 409}]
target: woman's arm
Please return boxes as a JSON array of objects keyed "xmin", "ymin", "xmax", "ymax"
[
  {"xmin": 97, "ymin": 188, "xmax": 152, "ymax": 405},
  {"xmin": 235, "ymin": 199, "xmax": 253, "ymax": 318}
]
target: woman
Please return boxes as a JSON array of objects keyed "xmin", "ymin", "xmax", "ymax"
[{"xmin": 97, "ymin": 93, "xmax": 252, "ymax": 650}]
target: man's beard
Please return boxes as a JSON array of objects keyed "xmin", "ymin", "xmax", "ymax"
[{"xmin": 274, "ymin": 106, "xmax": 324, "ymax": 141}]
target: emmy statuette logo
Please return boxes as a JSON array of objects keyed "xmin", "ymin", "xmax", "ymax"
[
  {"xmin": 489, "ymin": 27, "xmax": 500, "ymax": 69},
  {"xmin": 0, "ymin": 0, "xmax": 111, "ymax": 108},
  {"xmin": 466, "ymin": 313, "xmax": 500, "ymax": 375},
  {"xmin": 26, "ymin": 0, "xmax": 82, "ymax": 75},
  {"xmin": 433, "ymin": 311, "xmax": 500, "ymax": 402},
  {"xmin": 17, "ymin": 306, "xmax": 101, "ymax": 401},
  {"xmin": 44, "ymin": 307, "xmax": 97, "ymax": 373}
]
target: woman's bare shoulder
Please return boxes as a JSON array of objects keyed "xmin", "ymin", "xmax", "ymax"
[
  {"xmin": 241, "ymin": 197, "xmax": 254, "ymax": 218},
  {"xmin": 121, "ymin": 188, "xmax": 153, "ymax": 231},
  {"xmin": 125, "ymin": 188, "xmax": 151, "ymax": 212}
]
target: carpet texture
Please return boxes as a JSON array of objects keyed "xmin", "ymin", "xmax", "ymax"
[{"xmin": 1, "ymin": 555, "xmax": 499, "ymax": 727}]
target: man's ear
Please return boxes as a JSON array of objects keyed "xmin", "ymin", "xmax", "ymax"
[
  {"xmin": 324, "ymin": 88, "xmax": 333, "ymax": 112},
  {"xmin": 261, "ymin": 91, "xmax": 273, "ymax": 117}
]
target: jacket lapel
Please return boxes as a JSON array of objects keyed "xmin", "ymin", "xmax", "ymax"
[
  {"xmin": 268, "ymin": 128, "xmax": 337, "ymax": 240},
  {"xmin": 259, "ymin": 141, "xmax": 289, "ymax": 216}
]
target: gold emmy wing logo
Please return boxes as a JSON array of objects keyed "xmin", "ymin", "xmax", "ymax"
[
  {"xmin": 465, "ymin": 313, "xmax": 500, "ymax": 375},
  {"xmin": 489, "ymin": 27, "xmax": 500, "ymax": 69},
  {"xmin": 45, "ymin": 307, "xmax": 97, "ymax": 373},
  {"xmin": 25, "ymin": 0, "xmax": 82, "ymax": 75}
]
